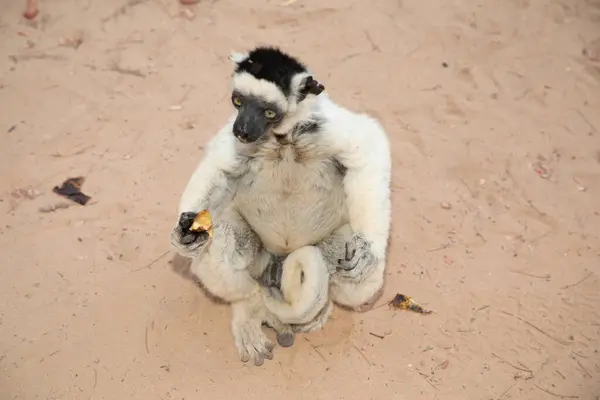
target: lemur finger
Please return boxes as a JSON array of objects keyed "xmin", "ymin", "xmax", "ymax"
[
  {"xmin": 234, "ymin": 324, "xmax": 254, "ymax": 364},
  {"xmin": 181, "ymin": 230, "xmax": 210, "ymax": 247},
  {"xmin": 180, "ymin": 233, "xmax": 197, "ymax": 245},
  {"xmin": 337, "ymin": 258, "xmax": 358, "ymax": 270},
  {"xmin": 197, "ymin": 230, "xmax": 210, "ymax": 242},
  {"xmin": 338, "ymin": 249, "xmax": 361, "ymax": 270},
  {"xmin": 240, "ymin": 352, "xmax": 250, "ymax": 363},
  {"xmin": 338, "ymin": 251, "xmax": 374, "ymax": 278},
  {"xmin": 262, "ymin": 350, "xmax": 274, "ymax": 361},
  {"xmin": 252, "ymin": 354, "xmax": 265, "ymax": 366},
  {"xmin": 251, "ymin": 346, "xmax": 271, "ymax": 365},
  {"xmin": 266, "ymin": 340, "xmax": 275, "ymax": 352},
  {"xmin": 344, "ymin": 242, "xmax": 356, "ymax": 261},
  {"xmin": 178, "ymin": 212, "xmax": 197, "ymax": 230},
  {"xmin": 349, "ymin": 253, "xmax": 376, "ymax": 280},
  {"xmin": 336, "ymin": 258, "xmax": 353, "ymax": 270},
  {"xmin": 235, "ymin": 337, "xmax": 250, "ymax": 363},
  {"xmin": 253, "ymin": 337, "xmax": 274, "ymax": 360}
]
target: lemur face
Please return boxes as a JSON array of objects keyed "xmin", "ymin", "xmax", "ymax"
[
  {"xmin": 230, "ymin": 90, "xmax": 284, "ymax": 144},
  {"xmin": 228, "ymin": 46, "xmax": 325, "ymax": 144}
]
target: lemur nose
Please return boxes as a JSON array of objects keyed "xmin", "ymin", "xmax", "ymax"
[{"xmin": 233, "ymin": 125, "xmax": 249, "ymax": 141}]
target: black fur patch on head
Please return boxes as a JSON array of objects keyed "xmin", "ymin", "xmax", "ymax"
[{"xmin": 235, "ymin": 46, "xmax": 308, "ymax": 97}]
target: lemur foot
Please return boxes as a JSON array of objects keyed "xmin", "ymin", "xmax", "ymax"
[{"xmin": 232, "ymin": 318, "xmax": 274, "ymax": 366}]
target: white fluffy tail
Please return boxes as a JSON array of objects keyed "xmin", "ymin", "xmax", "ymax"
[{"xmin": 262, "ymin": 246, "xmax": 329, "ymax": 325}]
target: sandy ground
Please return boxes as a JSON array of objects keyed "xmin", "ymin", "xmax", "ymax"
[{"xmin": 1, "ymin": 0, "xmax": 600, "ymax": 399}]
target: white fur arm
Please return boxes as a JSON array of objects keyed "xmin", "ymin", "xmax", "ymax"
[
  {"xmin": 323, "ymin": 106, "xmax": 392, "ymax": 260},
  {"xmin": 178, "ymin": 120, "xmax": 240, "ymax": 215}
]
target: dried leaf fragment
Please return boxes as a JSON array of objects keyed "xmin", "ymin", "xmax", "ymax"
[
  {"xmin": 388, "ymin": 293, "xmax": 433, "ymax": 314},
  {"xmin": 190, "ymin": 210, "xmax": 213, "ymax": 237},
  {"xmin": 52, "ymin": 176, "xmax": 91, "ymax": 205}
]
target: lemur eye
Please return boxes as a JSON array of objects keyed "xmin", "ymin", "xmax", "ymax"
[
  {"xmin": 264, "ymin": 110, "xmax": 277, "ymax": 119},
  {"xmin": 232, "ymin": 96, "xmax": 242, "ymax": 107}
]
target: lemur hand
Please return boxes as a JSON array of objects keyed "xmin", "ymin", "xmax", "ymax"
[
  {"xmin": 170, "ymin": 212, "xmax": 211, "ymax": 257},
  {"xmin": 336, "ymin": 233, "xmax": 377, "ymax": 282}
]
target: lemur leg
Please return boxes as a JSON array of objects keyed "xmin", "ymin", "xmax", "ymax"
[
  {"xmin": 188, "ymin": 205, "xmax": 262, "ymax": 302},
  {"xmin": 187, "ymin": 206, "xmax": 292, "ymax": 366},
  {"xmin": 231, "ymin": 296, "xmax": 274, "ymax": 366},
  {"xmin": 257, "ymin": 255, "xmax": 296, "ymax": 347}
]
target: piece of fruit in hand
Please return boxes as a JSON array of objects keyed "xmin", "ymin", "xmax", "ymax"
[{"xmin": 189, "ymin": 210, "xmax": 213, "ymax": 238}]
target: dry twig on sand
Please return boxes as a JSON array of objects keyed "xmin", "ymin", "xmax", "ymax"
[
  {"xmin": 501, "ymin": 311, "xmax": 570, "ymax": 346},
  {"xmin": 509, "ymin": 269, "xmax": 551, "ymax": 280},
  {"xmin": 561, "ymin": 271, "xmax": 593, "ymax": 290},
  {"xmin": 533, "ymin": 384, "xmax": 578, "ymax": 399}
]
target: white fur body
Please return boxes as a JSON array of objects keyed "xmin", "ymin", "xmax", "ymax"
[
  {"xmin": 231, "ymin": 130, "xmax": 349, "ymax": 324},
  {"xmin": 177, "ymin": 93, "xmax": 391, "ymax": 322},
  {"xmin": 173, "ymin": 50, "xmax": 392, "ymax": 366}
]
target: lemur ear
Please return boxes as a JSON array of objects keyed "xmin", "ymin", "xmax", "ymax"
[
  {"xmin": 304, "ymin": 76, "xmax": 325, "ymax": 96},
  {"xmin": 298, "ymin": 75, "xmax": 325, "ymax": 102},
  {"xmin": 228, "ymin": 51, "xmax": 249, "ymax": 64}
]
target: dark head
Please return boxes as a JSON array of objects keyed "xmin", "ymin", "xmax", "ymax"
[{"xmin": 227, "ymin": 46, "xmax": 325, "ymax": 144}]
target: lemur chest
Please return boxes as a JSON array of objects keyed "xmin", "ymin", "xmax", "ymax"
[{"xmin": 234, "ymin": 145, "xmax": 348, "ymax": 255}]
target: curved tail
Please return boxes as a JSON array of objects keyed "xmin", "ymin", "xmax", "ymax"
[{"xmin": 262, "ymin": 246, "xmax": 329, "ymax": 325}]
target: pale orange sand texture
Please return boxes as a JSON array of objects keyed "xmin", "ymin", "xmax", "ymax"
[{"xmin": 1, "ymin": 0, "xmax": 599, "ymax": 399}]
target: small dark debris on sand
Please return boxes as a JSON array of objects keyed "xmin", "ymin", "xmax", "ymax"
[
  {"xmin": 388, "ymin": 293, "xmax": 433, "ymax": 314},
  {"xmin": 52, "ymin": 177, "xmax": 91, "ymax": 205}
]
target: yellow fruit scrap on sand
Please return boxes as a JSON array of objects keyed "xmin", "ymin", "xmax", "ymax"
[
  {"xmin": 388, "ymin": 293, "xmax": 433, "ymax": 314},
  {"xmin": 189, "ymin": 210, "xmax": 214, "ymax": 237}
]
